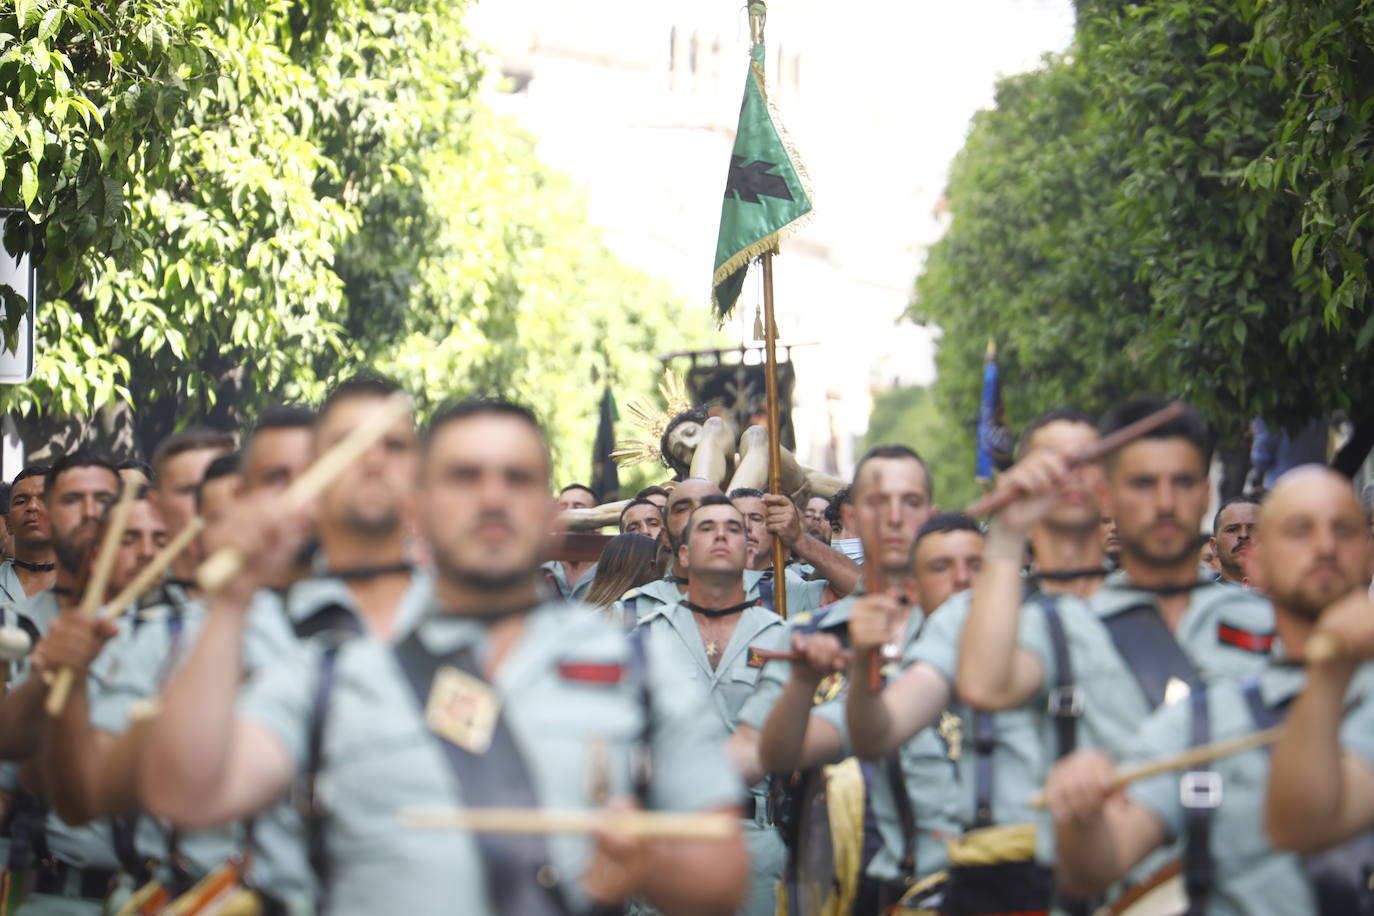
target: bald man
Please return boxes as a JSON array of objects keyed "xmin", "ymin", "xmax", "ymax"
[{"xmin": 1048, "ymin": 467, "xmax": 1374, "ymax": 913}]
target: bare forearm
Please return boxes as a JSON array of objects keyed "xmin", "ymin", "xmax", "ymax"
[
  {"xmin": 958, "ymin": 525, "xmax": 1029, "ymax": 709},
  {"xmin": 758, "ymin": 677, "xmax": 822, "ymax": 773},
  {"xmin": 641, "ymin": 816, "xmax": 748, "ymax": 914},
  {"xmin": 1266, "ymin": 659, "xmax": 1354, "ymax": 850},
  {"xmin": 43, "ymin": 671, "xmax": 103, "ymax": 823},
  {"xmin": 0, "ymin": 681, "xmax": 49, "ymax": 760},
  {"xmin": 844, "ymin": 651, "xmax": 896, "ymax": 760},
  {"xmin": 789, "ymin": 537, "xmax": 859, "ymax": 596},
  {"xmin": 142, "ymin": 597, "xmax": 248, "ymax": 819},
  {"xmin": 1056, "ymin": 813, "xmax": 1128, "ymax": 898}
]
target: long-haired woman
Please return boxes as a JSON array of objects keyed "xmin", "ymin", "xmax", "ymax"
[{"xmin": 583, "ymin": 533, "xmax": 661, "ymax": 609}]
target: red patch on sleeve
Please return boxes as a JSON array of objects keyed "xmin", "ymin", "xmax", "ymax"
[
  {"xmin": 557, "ymin": 662, "xmax": 625, "ymax": 684},
  {"xmin": 1217, "ymin": 624, "xmax": 1275, "ymax": 654},
  {"xmin": 747, "ymin": 648, "xmax": 766, "ymax": 669}
]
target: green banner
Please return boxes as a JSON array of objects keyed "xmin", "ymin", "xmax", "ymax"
[{"xmin": 711, "ymin": 42, "xmax": 812, "ymax": 320}]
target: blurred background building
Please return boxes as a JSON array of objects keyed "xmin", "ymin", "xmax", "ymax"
[{"xmin": 468, "ymin": 0, "xmax": 1074, "ymax": 477}]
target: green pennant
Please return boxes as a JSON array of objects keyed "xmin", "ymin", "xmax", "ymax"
[{"xmin": 710, "ymin": 42, "xmax": 812, "ymax": 321}]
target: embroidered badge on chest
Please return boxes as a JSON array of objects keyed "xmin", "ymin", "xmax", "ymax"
[{"xmin": 425, "ymin": 665, "xmax": 500, "ymax": 755}]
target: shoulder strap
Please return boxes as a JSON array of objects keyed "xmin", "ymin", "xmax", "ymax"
[
  {"xmin": 1182, "ymin": 686, "xmax": 1215, "ymax": 916},
  {"xmin": 1240, "ymin": 676, "xmax": 1288, "ymax": 730},
  {"xmin": 757, "ymin": 575, "xmax": 775, "ymax": 613},
  {"xmin": 1039, "ymin": 596, "xmax": 1079, "ymax": 759},
  {"xmin": 971, "ymin": 711, "xmax": 997, "ymax": 829},
  {"xmin": 1101, "ymin": 603, "xmax": 1200, "ymax": 710},
  {"xmin": 301, "ymin": 642, "xmax": 343, "ymax": 910},
  {"xmin": 625, "ymin": 626, "xmax": 654, "ymax": 805},
  {"xmin": 884, "ymin": 753, "xmax": 918, "ymax": 881},
  {"xmin": 392, "ymin": 633, "xmax": 572, "ymax": 916}
]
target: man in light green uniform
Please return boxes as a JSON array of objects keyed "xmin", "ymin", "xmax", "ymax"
[
  {"xmin": 635, "ymin": 494, "xmax": 788, "ymax": 916},
  {"xmin": 1049, "ymin": 467, "xmax": 1374, "ymax": 913},
  {"xmin": 139, "ymin": 398, "xmax": 749, "ymax": 915}
]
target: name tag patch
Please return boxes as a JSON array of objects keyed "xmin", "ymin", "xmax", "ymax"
[
  {"xmin": 557, "ymin": 662, "xmax": 625, "ymax": 685},
  {"xmin": 1217, "ymin": 623, "xmax": 1275, "ymax": 654}
]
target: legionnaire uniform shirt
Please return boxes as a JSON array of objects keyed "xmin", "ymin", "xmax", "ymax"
[
  {"xmin": 616, "ymin": 568, "xmax": 824, "ymax": 626},
  {"xmin": 1125, "ymin": 656, "xmax": 1374, "ymax": 915},
  {"xmin": 737, "ymin": 590, "xmax": 962, "ymax": 886},
  {"xmin": 905, "ymin": 590, "xmax": 1049, "ymax": 832},
  {"xmin": 240, "ymin": 599, "xmax": 741, "ymax": 916},
  {"xmin": 634, "ymin": 598, "xmax": 789, "ymax": 916}
]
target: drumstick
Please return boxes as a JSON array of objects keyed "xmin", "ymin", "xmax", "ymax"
[
  {"xmin": 100, "ymin": 518, "xmax": 206, "ymax": 623},
  {"xmin": 45, "ymin": 484, "xmax": 138, "ymax": 716},
  {"xmin": 402, "ymin": 807, "xmax": 737, "ymax": 840},
  {"xmin": 1027, "ymin": 726, "xmax": 1283, "ymax": 809},
  {"xmin": 966, "ymin": 401, "xmax": 1187, "ymax": 517},
  {"xmin": 196, "ymin": 392, "xmax": 412, "ymax": 593},
  {"xmin": 750, "ymin": 648, "xmax": 854, "ymax": 664}
]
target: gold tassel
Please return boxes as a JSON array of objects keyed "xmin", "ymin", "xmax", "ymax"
[{"xmin": 753, "ymin": 307, "xmax": 765, "ymax": 341}]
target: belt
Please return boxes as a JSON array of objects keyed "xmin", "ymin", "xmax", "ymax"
[
  {"xmin": 740, "ymin": 796, "xmax": 773, "ymax": 827},
  {"xmin": 32, "ymin": 860, "xmax": 118, "ymax": 900}
]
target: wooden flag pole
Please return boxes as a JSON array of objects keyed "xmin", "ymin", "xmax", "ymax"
[
  {"xmin": 403, "ymin": 807, "xmax": 737, "ymax": 840},
  {"xmin": 761, "ymin": 252, "xmax": 789, "ymax": 621}
]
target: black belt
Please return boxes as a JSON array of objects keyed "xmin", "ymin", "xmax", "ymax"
[
  {"xmin": 32, "ymin": 861, "xmax": 117, "ymax": 900},
  {"xmin": 741, "ymin": 796, "xmax": 774, "ymax": 824}
]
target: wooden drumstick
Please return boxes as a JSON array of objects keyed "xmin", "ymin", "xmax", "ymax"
[
  {"xmin": 749, "ymin": 647, "xmax": 855, "ymax": 664},
  {"xmin": 46, "ymin": 483, "xmax": 139, "ymax": 716},
  {"xmin": 196, "ymin": 392, "xmax": 412, "ymax": 593},
  {"xmin": 966, "ymin": 401, "xmax": 1187, "ymax": 518},
  {"xmin": 402, "ymin": 807, "xmax": 737, "ymax": 840},
  {"xmin": 100, "ymin": 518, "xmax": 206, "ymax": 623},
  {"xmin": 1027, "ymin": 726, "xmax": 1283, "ymax": 809}
]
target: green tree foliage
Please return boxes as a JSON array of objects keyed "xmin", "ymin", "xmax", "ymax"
[
  {"xmin": 0, "ymin": 0, "xmax": 717, "ymax": 479},
  {"xmin": 863, "ymin": 384, "xmax": 981, "ymax": 513},
  {"xmin": 913, "ymin": 0, "xmax": 1374, "ymax": 456}
]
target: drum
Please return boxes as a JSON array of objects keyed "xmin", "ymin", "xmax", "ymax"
[
  {"xmin": 1103, "ymin": 860, "xmax": 1186, "ymax": 916},
  {"xmin": 164, "ymin": 860, "xmax": 262, "ymax": 916},
  {"xmin": 937, "ymin": 823, "xmax": 1051, "ymax": 916},
  {"xmin": 785, "ymin": 757, "xmax": 867, "ymax": 916}
]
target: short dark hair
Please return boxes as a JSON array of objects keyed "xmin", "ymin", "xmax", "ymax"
[
  {"xmin": 0, "ymin": 482, "xmax": 10, "ymax": 515},
  {"xmin": 826, "ymin": 486, "xmax": 851, "ymax": 529},
  {"xmin": 1098, "ymin": 396, "xmax": 1213, "ymax": 469},
  {"xmin": 11, "ymin": 464, "xmax": 48, "ymax": 489},
  {"xmin": 195, "ymin": 452, "xmax": 242, "ymax": 511},
  {"xmin": 559, "ymin": 483, "xmax": 598, "ymax": 501},
  {"xmin": 727, "ymin": 487, "xmax": 765, "ymax": 501},
  {"xmin": 319, "ymin": 375, "xmax": 402, "ymax": 421},
  {"xmin": 660, "ymin": 408, "xmax": 708, "ymax": 480},
  {"xmin": 852, "ymin": 444, "xmax": 934, "ymax": 502},
  {"xmin": 1017, "ymin": 407, "xmax": 1096, "ymax": 459},
  {"xmin": 45, "ymin": 451, "xmax": 119, "ymax": 496},
  {"xmin": 251, "ymin": 404, "xmax": 318, "ymax": 437},
  {"xmin": 914, "ymin": 513, "xmax": 983, "ymax": 551},
  {"xmin": 151, "ymin": 428, "xmax": 235, "ymax": 479},
  {"xmin": 1213, "ymin": 496, "xmax": 1261, "ymax": 537},
  {"xmin": 636, "ymin": 485, "xmax": 669, "ymax": 501},
  {"xmin": 618, "ymin": 497, "xmax": 663, "ymax": 530},
  {"xmin": 682, "ymin": 493, "xmax": 743, "ymax": 541},
  {"xmin": 424, "ymin": 399, "xmax": 548, "ymax": 473}
]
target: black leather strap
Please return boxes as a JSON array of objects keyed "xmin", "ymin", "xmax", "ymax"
[
  {"xmin": 1101, "ymin": 603, "xmax": 1199, "ymax": 710},
  {"xmin": 1182, "ymin": 687, "xmax": 1213, "ymax": 916},
  {"xmin": 1039, "ymin": 597, "xmax": 1078, "ymax": 760},
  {"xmin": 393, "ymin": 633, "xmax": 572, "ymax": 916},
  {"xmin": 971, "ymin": 711, "xmax": 997, "ymax": 829},
  {"xmin": 110, "ymin": 814, "xmax": 151, "ymax": 885},
  {"xmin": 884, "ymin": 753, "xmax": 918, "ymax": 880},
  {"xmin": 302, "ymin": 642, "xmax": 343, "ymax": 910}
]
